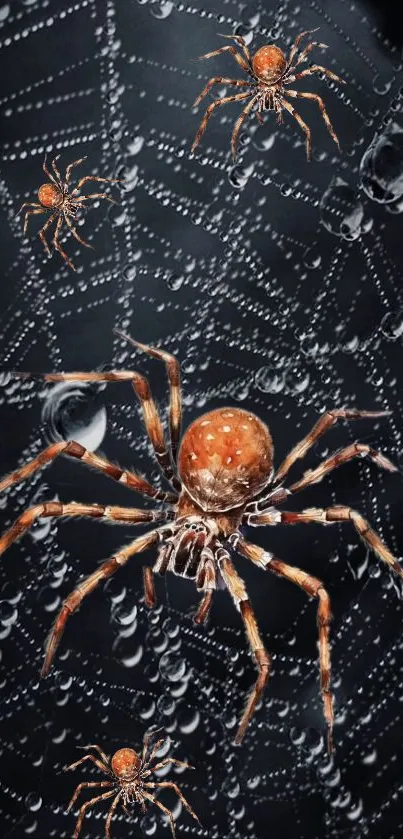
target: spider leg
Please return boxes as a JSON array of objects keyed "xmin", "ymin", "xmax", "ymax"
[
  {"xmin": 43, "ymin": 155, "xmax": 62, "ymax": 189},
  {"xmin": 105, "ymin": 792, "xmax": 122, "ymax": 839},
  {"xmin": 71, "ymin": 789, "xmax": 116, "ymax": 839},
  {"xmin": 273, "ymin": 408, "xmax": 391, "ymax": 485},
  {"xmin": 73, "ymin": 192, "xmax": 118, "ymax": 205},
  {"xmin": 286, "ymin": 88, "xmax": 341, "ymax": 152},
  {"xmin": 143, "ymin": 566, "xmax": 157, "ymax": 608},
  {"xmin": 51, "ymin": 155, "xmax": 63, "ymax": 187},
  {"xmin": 194, "ymin": 590, "xmax": 214, "ymax": 624},
  {"xmin": 77, "ymin": 744, "xmax": 110, "ymax": 763},
  {"xmin": 196, "ymin": 43, "xmax": 253, "ymax": 76},
  {"xmin": 18, "ymin": 207, "xmax": 48, "ymax": 235},
  {"xmin": 43, "ymin": 369, "xmax": 180, "ymax": 492},
  {"xmin": 193, "ymin": 77, "xmax": 251, "ymax": 109},
  {"xmin": 143, "ymin": 791, "xmax": 177, "ymax": 839},
  {"xmin": 147, "ymin": 758, "xmax": 193, "ymax": 774},
  {"xmin": 41, "ymin": 528, "xmax": 163, "ymax": 676},
  {"xmin": 280, "ymin": 96, "xmax": 312, "ymax": 160},
  {"xmin": 64, "ymin": 156, "xmax": 87, "ymax": 189},
  {"xmin": 145, "ymin": 782, "xmax": 200, "ymax": 825},
  {"xmin": 67, "ymin": 781, "xmax": 113, "ymax": 813},
  {"xmin": 38, "ymin": 212, "xmax": 58, "ymax": 255},
  {"xmin": 285, "ymin": 39, "xmax": 329, "ymax": 75},
  {"xmin": 113, "ymin": 329, "xmax": 182, "ymax": 463},
  {"xmin": 243, "ymin": 443, "xmax": 397, "ymax": 521},
  {"xmin": 286, "ymin": 28, "xmax": 320, "ymax": 67},
  {"xmin": 0, "ymin": 439, "xmax": 176, "ymax": 503},
  {"xmin": 141, "ymin": 728, "xmax": 165, "ymax": 766},
  {"xmin": 52, "ymin": 213, "xmax": 76, "ymax": 271},
  {"xmin": 237, "ymin": 538, "xmax": 334, "ymax": 752},
  {"xmin": 286, "ymin": 65, "xmax": 346, "ymax": 85},
  {"xmin": 275, "ymin": 507, "xmax": 403, "ymax": 580},
  {"xmin": 0, "ymin": 504, "xmax": 171, "ymax": 554},
  {"xmin": 218, "ymin": 33, "xmax": 253, "ymax": 66},
  {"xmin": 64, "ymin": 753, "xmax": 112, "ymax": 776},
  {"xmin": 231, "ymin": 94, "xmax": 259, "ymax": 159},
  {"xmin": 217, "ymin": 547, "xmax": 271, "ymax": 744},
  {"xmin": 64, "ymin": 211, "xmax": 94, "ymax": 249},
  {"xmin": 191, "ymin": 91, "xmax": 252, "ymax": 153},
  {"xmin": 286, "ymin": 443, "xmax": 397, "ymax": 495},
  {"xmin": 70, "ymin": 175, "xmax": 121, "ymax": 197},
  {"xmin": 194, "ymin": 554, "xmax": 216, "ymax": 624}
]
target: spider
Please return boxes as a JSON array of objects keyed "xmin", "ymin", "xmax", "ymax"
[
  {"xmin": 64, "ymin": 730, "xmax": 199, "ymax": 839},
  {"xmin": 191, "ymin": 29, "xmax": 346, "ymax": 159},
  {"xmin": 1, "ymin": 330, "xmax": 401, "ymax": 753},
  {"xmin": 16, "ymin": 155, "xmax": 121, "ymax": 271}
]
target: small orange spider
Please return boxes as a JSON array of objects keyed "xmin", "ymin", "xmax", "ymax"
[
  {"xmin": 64, "ymin": 731, "xmax": 200, "ymax": 839},
  {"xmin": 191, "ymin": 29, "xmax": 346, "ymax": 159},
  {"xmin": 16, "ymin": 155, "xmax": 121, "ymax": 271}
]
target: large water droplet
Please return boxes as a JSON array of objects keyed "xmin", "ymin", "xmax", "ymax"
[
  {"xmin": 320, "ymin": 177, "xmax": 364, "ymax": 240},
  {"xmin": 360, "ymin": 122, "xmax": 403, "ymax": 204},
  {"xmin": 41, "ymin": 382, "xmax": 107, "ymax": 451}
]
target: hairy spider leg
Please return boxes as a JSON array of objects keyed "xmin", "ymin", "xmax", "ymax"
[
  {"xmin": 145, "ymin": 781, "xmax": 201, "ymax": 825},
  {"xmin": 286, "ymin": 88, "xmax": 341, "ymax": 150},
  {"xmin": 67, "ymin": 781, "xmax": 113, "ymax": 813},
  {"xmin": 63, "ymin": 211, "xmax": 94, "ymax": 249},
  {"xmin": 114, "ymin": 329, "xmax": 183, "ymax": 462},
  {"xmin": 191, "ymin": 91, "xmax": 252, "ymax": 153},
  {"xmin": 70, "ymin": 175, "xmax": 122, "ymax": 197},
  {"xmin": 42, "ymin": 369, "xmax": 181, "ymax": 492},
  {"xmin": 280, "ymin": 97, "xmax": 312, "ymax": 159},
  {"xmin": 42, "ymin": 529, "xmax": 163, "ymax": 676},
  {"xmin": 65, "ymin": 753, "xmax": 112, "ymax": 776},
  {"xmin": 143, "ymin": 792, "xmax": 178, "ymax": 839},
  {"xmin": 72, "ymin": 790, "xmax": 116, "ymax": 839},
  {"xmin": 273, "ymin": 409, "xmax": 391, "ymax": 485},
  {"xmin": 196, "ymin": 43, "xmax": 253, "ymax": 76},
  {"xmin": 193, "ymin": 77, "xmax": 250, "ymax": 109},
  {"xmin": 64, "ymin": 156, "xmax": 88, "ymax": 189},
  {"xmin": 285, "ymin": 65, "xmax": 346, "ymax": 85},
  {"xmin": 231, "ymin": 94, "xmax": 259, "ymax": 158},
  {"xmin": 52, "ymin": 213, "xmax": 75, "ymax": 270},
  {"xmin": 0, "ymin": 501, "xmax": 171, "ymax": 558},
  {"xmin": 218, "ymin": 548, "xmax": 271, "ymax": 744},
  {"xmin": 0, "ymin": 439, "xmax": 175, "ymax": 502},
  {"xmin": 237, "ymin": 537, "xmax": 334, "ymax": 752},
  {"xmin": 105, "ymin": 793, "xmax": 123, "ymax": 839}
]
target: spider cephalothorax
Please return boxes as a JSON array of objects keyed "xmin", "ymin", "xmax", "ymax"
[
  {"xmin": 65, "ymin": 732, "xmax": 199, "ymax": 838},
  {"xmin": 16, "ymin": 155, "xmax": 121, "ymax": 270},
  {"xmin": 1, "ymin": 330, "xmax": 401, "ymax": 753},
  {"xmin": 191, "ymin": 29, "xmax": 346, "ymax": 159}
]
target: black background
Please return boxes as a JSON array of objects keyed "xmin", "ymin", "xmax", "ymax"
[{"xmin": 0, "ymin": 1, "xmax": 403, "ymax": 838}]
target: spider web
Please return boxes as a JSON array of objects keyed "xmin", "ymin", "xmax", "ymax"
[{"xmin": 0, "ymin": 1, "xmax": 403, "ymax": 837}]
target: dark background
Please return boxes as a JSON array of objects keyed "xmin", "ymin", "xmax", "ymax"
[{"xmin": 0, "ymin": 1, "xmax": 403, "ymax": 837}]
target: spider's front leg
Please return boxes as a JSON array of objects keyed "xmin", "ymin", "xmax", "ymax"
[
  {"xmin": 145, "ymin": 781, "xmax": 200, "ymax": 826},
  {"xmin": 71, "ymin": 790, "xmax": 116, "ymax": 839},
  {"xmin": 67, "ymin": 781, "xmax": 113, "ymax": 813},
  {"xmin": 286, "ymin": 88, "xmax": 341, "ymax": 151},
  {"xmin": 52, "ymin": 213, "xmax": 76, "ymax": 270},
  {"xmin": 193, "ymin": 76, "xmax": 251, "ymax": 109}
]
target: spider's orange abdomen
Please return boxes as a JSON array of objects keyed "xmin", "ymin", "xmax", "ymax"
[
  {"xmin": 252, "ymin": 45, "xmax": 287, "ymax": 82},
  {"xmin": 111, "ymin": 748, "xmax": 140, "ymax": 780},
  {"xmin": 38, "ymin": 183, "xmax": 63, "ymax": 208},
  {"xmin": 178, "ymin": 407, "xmax": 274, "ymax": 513}
]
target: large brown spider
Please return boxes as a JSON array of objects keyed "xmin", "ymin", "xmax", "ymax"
[
  {"xmin": 191, "ymin": 29, "xmax": 346, "ymax": 159},
  {"xmin": 16, "ymin": 156, "xmax": 121, "ymax": 271},
  {"xmin": 1, "ymin": 330, "xmax": 401, "ymax": 752},
  {"xmin": 64, "ymin": 730, "xmax": 199, "ymax": 839}
]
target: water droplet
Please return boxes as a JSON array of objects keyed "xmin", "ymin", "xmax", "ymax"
[
  {"xmin": 159, "ymin": 651, "xmax": 186, "ymax": 682},
  {"xmin": 380, "ymin": 309, "xmax": 403, "ymax": 339},
  {"xmin": 360, "ymin": 122, "xmax": 403, "ymax": 204},
  {"xmin": 166, "ymin": 273, "xmax": 184, "ymax": 291},
  {"xmin": 150, "ymin": 1, "xmax": 174, "ymax": 19},
  {"xmin": 41, "ymin": 382, "xmax": 107, "ymax": 451},
  {"xmin": 320, "ymin": 177, "xmax": 364, "ymax": 240},
  {"xmin": 254, "ymin": 366, "xmax": 285, "ymax": 394}
]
